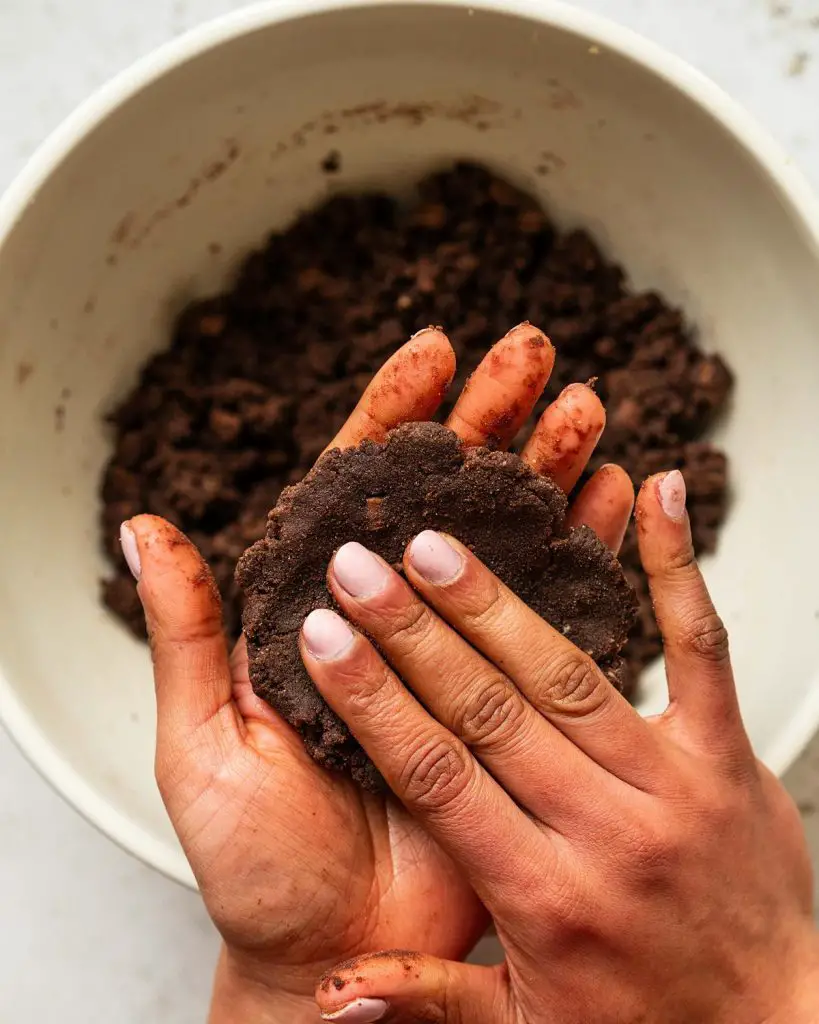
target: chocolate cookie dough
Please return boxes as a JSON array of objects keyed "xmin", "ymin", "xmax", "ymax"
[
  {"xmin": 236, "ymin": 422, "xmax": 638, "ymax": 790},
  {"xmin": 100, "ymin": 162, "xmax": 732, "ymax": 689}
]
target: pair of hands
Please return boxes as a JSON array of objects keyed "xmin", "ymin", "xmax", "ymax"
[{"xmin": 121, "ymin": 324, "xmax": 818, "ymax": 1024}]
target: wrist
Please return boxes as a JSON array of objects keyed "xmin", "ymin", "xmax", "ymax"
[{"xmin": 208, "ymin": 945, "xmax": 319, "ymax": 1024}]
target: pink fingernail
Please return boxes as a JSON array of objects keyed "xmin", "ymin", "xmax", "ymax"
[
  {"xmin": 303, "ymin": 609, "xmax": 355, "ymax": 661},
  {"xmin": 333, "ymin": 542, "xmax": 389, "ymax": 598},
  {"xmin": 119, "ymin": 522, "xmax": 141, "ymax": 580},
  {"xmin": 322, "ymin": 998, "xmax": 389, "ymax": 1023},
  {"xmin": 408, "ymin": 530, "xmax": 464, "ymax": 584},
  {"xmin": 657, "ymin": 470, "xmax": 686, "ymax": 521}
]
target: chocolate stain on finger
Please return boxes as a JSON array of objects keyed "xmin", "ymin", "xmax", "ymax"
[{"xmin": 319, "ymin": 950, "xmax": 425, "ymax": 993}]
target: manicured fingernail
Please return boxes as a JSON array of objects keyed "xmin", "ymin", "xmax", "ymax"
[
  {"xmin": 119, "ymin": 522, "xmax": 141, "ymax": 580},
  {"xmin": 657, "ymin": 470, "xmax": 686, "ymax": 521},
  {"xmin": 333, "ymin": 542, "xmax": 389, "ymax": 598},
  {"xmin": 303, "ymin": 609, "xmax": 355, "ymax": 661},
  {"xmin": 322, "ymin": 998, "xmax": 389, "ymax": 1023},
  {"xmin": 408, "ymin": 530, "xmax": 464, "ymax": 584}
]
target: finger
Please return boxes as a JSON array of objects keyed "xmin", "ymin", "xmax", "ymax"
[
  {"xmin": 326, "ymin": 327, "xmax": 455, "ymax": 453},
  {"xmin": 445, "ymin": 322, "xmax": 554, "ymax": 448},
  {"xmin": 521, "ymin": 382, "xmax": 605, "ymax": 491},
  {"xmin": 300, "ymin": 609, "xmax": 549, "ymax": 906},
  {"xmin": 227, "ymin": 634, "xmax": 319, "ymax": 763},
  {"xmin": 229, "ymin": 635, "xmax": 283, "ymax": 726},
  {"xmin": 635, "ymin": 473, "xmax": 752, "ymax": 766},
  {"xmin": 405, "ymin": 531, "xmax": 667, "ymax": 789},
  {"xmin": 316, "ymin": 950, "xmax": 508, "ymax": 1024},
  {"xmin": 327, "ymin": 542, "xmax": 614, "ymax": 822},
  {"xmin": 122, "ymin": 516, "xmax": 240, "ymax": 759},
  {"xmin": 567, "ymin": 463, "xmax": 635, "ymax": 553}
]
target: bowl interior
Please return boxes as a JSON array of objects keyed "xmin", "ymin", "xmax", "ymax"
[{"xmin": 2, "ymin": 1, "xmax": 819, "ymax": 885}]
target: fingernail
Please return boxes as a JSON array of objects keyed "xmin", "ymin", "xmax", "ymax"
[
  {"xmin": 303, "ymin": 609, "xmax": 355, "ymax": 661},
  {"xmin": 333, "ymin": 542, "xmax": 389, "ymax": 598},
  {"xmin": 505, "ymin": 321, "xmax": 552, "ymax": 350},
  {"xmin": 657, "ymin": 470, "xmax": 686, "ymax": 521},
  {"xmin": 410, "ymin": 325, "xmax": 441, "ymax": 340},
  {"xmin": 505, "ymin": 319, "xmax": 532, "ymax": 335},
  {"xmin": 119, "ymin": 522, "xmax": 141, "ymax": 580},
  {"xmin": 408, "ymin": 530, "xmax": 464, "ymax": 584},
  {"xmin": 322, "ymin": 998, "xmax": 389, "ymax": 1023}
]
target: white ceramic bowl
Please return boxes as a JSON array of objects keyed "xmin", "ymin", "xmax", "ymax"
[{"xmin": 2, "ymin": 0, "xmax": 819, "ymax": 889}]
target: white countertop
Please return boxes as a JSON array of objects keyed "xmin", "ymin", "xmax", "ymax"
[{"xmin": 1, "ymin": 1, "xmax": 817, "ymax": 1020}]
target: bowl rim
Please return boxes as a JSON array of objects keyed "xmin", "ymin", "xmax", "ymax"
[{"xmin": 2, "ymin": 0, "xmax": 819, "ymax": 890}]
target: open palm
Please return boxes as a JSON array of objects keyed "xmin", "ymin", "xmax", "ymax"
[{"xmin": 123, "ymin": 324, "xmax": 634, "ymax": 1014}]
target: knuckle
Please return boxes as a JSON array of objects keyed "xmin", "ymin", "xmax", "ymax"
[
  {"xmin": 684, "ymin": 771, "xmax": 744, "ymax": 828},
  {"xmin": 152, "ymin": 604, "xmax": 224, "ymax": 649},
  {"xmin": 398, "ymin": 735, "xmax": 474, "ymax": 812},
  {"xmin": 628, "ymin": 824, "xmax": 684, "ymax": 882},
  {"xmin": 676, "ymin": 608, "xmax": 730, "ymax": 665},
  {"xmin": 380, "ymin": 597, "xmax": 432, "ymax": 650},
  {"xmin": 459, "ymin": 576, "xmax": 505, "ymax": 631},
  {"xmin": 700, "ymin": 790, "xmax": 738, "ymax": 832},
  {"xmin": 534, "ymin": 652, "xmax": 607, "ymax": 714},
  {"xmin": 342, "ymin": 658, "xmax": 394, "ymax": 711},
  {"xmin": 318, "ymin": 638, "xmax": 394, "ymax": 710},
  {"xmin": 538, "ymin": 865, "xmax": 595, "ymax": 938},
  {"xmin": 454, "ymin": 675, "xmax": 526, "ymax": 751},
  {"xmin": 662, "ymin": 545, "xmax": 697, "ymax": 576}
]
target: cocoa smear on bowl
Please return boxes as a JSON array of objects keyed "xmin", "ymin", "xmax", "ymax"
[{"xmin": 100, "ymin": 162, "xmax": 732, "ymax": 695}]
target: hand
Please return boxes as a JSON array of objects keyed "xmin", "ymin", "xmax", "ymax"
[
  {"xmin": 120, "ymin": 323, "xmax": 636, "ymax": 1022},
  {"xmin": 306, "ymin": 474, "xmax": 819, "ymax": 1024}
]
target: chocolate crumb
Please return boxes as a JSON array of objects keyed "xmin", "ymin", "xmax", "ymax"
[
  {"xmin": 237, "ymin": 423, "xmax": 638, "ymax": 788},
  {"xmin": 321, "ymin": 150, "xmax": 342, "ymax": 174}
]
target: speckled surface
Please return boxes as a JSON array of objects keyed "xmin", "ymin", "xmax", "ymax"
[{"xmin": 0, "ymin": 1, "xmax": 817, "ymax": 1019}]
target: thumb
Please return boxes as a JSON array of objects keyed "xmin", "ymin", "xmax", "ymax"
[
  {"xmin": 315, "ymin": 950, "xmax": 511, "ymax": 1024},
  {"xmin": 122, "ymin": 515, "xmax": 239, "ymax": 764}
]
